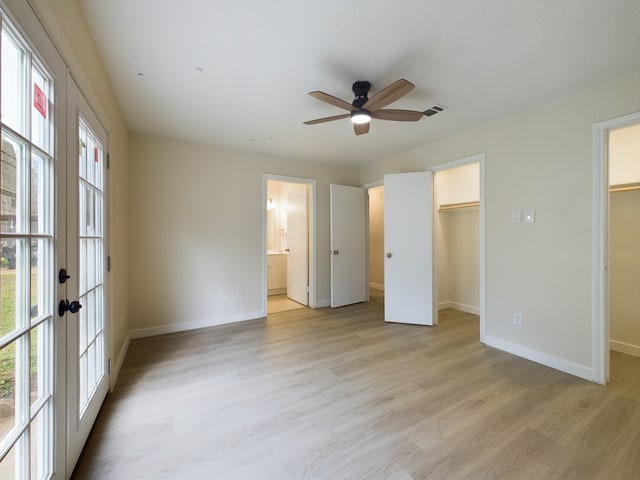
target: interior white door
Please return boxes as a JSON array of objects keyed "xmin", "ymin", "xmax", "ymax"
[
  {"xmin": 286, "ymin": 183, "xmax": 308, "ymax": 305},
  {"xmin": 66, "ymin": 76, "xmax": 109, "ymax": 471},
  {"xmin": 384, "ymin": 171, "xmax": 434, "ymax": 325},
  {"xmin": 330, "ymin": 184, "xmax": 367, "ymax": 308}
]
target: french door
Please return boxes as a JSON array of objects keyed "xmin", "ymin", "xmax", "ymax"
[
  {"xmin": 0, "ymin": 3, "xmax": 108, "ymax": 477},
  {"xmin": 65, "ymin": 78, "xmax": 108, "ymax": 473},
  {"xmin": 0, "ymin": 6, "xmax": 57, "ymax": 478}
]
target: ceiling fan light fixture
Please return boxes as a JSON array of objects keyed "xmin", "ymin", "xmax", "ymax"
[{"xmin": 350, "ymin": 110, "xmax": 371, "ymax": 124}]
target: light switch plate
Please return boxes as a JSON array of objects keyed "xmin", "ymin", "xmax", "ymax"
[
  {"xmin": 523, "ymin": 210, "xmax": 535, "ymax": 223},
  {"xmin": 512, "ymin": 210, "xmax": 522, "ymax": 223}
]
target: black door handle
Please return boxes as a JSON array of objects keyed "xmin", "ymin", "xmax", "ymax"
[{"xmin": 58, "ymin": 299, "xmax": 82, "ymax": 317}]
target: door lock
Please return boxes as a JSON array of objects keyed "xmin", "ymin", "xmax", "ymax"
[
  {"xmin": 58, "ymin": 268, "xmax": 71, "ymax": 284},
  {"xmin": 333, "ymin": 250, "xmax": 339, "ymax": 255},
  {"xmin": 58, "ymin": 299, "xmax": 82, "ymax": 317},
  {"xmin": 386, "ymin": 252, "xmax": 392, "ymax": 258}
]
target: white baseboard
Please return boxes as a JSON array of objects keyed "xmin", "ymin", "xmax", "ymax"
[
  {"xmin": 110, "ymin": 332, "xmax": 131, "ymax": 391},
  {"xmin": 369, "ymin": 283, "xmax": 384, "ymax": 291},
  {"xmin": 610, "ymin": 340, "xmax": 640, "ymax": 358},
  {"xmin": 438, "ymin": 301, "xmax": 480, "ymax": 315},
  {"xmin": 483, "ymin": 335, "xmax": 593, "ymax": 382},
  {"xmin": 129, "ymin": 310, "xmax": 266, "ymax": 340}
]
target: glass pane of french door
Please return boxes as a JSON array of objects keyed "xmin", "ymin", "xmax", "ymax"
[
  {"xmin": 0, "ymin": 14, "xmax": 55, "ymax": 480},
  {"xmin": 66, "ymin": 77, "xmax": 108, "ymax": 471},
  {"xmin": 77, "ymin": 117, "xmax": 105, "ymax": 416}
]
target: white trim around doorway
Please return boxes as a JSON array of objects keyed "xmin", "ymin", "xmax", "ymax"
[
  {"xmin": 263, "ymin": 174, "xmax": 317, "ymax": 314},
  {"xmin": 592, "ymin": 111, "xmax": 640, "ymax": 385}
]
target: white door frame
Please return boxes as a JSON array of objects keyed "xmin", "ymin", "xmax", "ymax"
[
  {"xmin": 262, "ymin": 174, "xmax": 316, "ymax": 313},
  {"xmin": 592, "ymin": 111, "xmax": 640, "ymax": 385},
  {"xmin": 430, "ymin": 153, "xmax": 486, "ymax": 341}
]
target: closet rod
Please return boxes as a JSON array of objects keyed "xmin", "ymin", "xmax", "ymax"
[
  {"xmin": 438, "ymin": 201, "xmax": 480, "ymax": 211},
  {"xmin": 610, "ymin": 182, "xmax": 640, "ymax": 193}
]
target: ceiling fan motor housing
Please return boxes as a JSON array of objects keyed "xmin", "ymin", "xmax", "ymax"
[{"xmin": 352, "ymin": 81, "xmax": 371, "ymax": 108}]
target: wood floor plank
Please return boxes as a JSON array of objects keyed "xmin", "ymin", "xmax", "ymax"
[{"xmin": 72, "ymin": 298, "xmax": 640, "ymax": 479}]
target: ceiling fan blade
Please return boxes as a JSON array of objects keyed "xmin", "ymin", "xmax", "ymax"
[
  {"xmin": 362, "ymin": 79, "xmax": 415, "ymax": 112},
  {"xmin": 303, "ymin": 113, "xmax": 350, "ymax": 125},
  {"xmin": 354, "ymin": 122, "xmax": 370, "ymax": 135},
  {"xmin": 371, "ymin": 109, "xmax": 424, "ymax": 122},
  {"xmin": 308, "ymin": 91, "xmax": 357, "ymax": 111}
]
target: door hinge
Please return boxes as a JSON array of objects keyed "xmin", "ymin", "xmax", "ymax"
[
  {"xmin": 106, "ymin": 153, "xmax": 110, "ymax": 169},
  {"xmin": 108, "ymin": 358, "xmax": 112, "ymax": 374},
  {"xmin": 306, "ymin": 285, "xmax": 310, "ymax": 293},
  {"xmin": 107, "ymin": 256, "xmax": 111, "ymax": 272}
]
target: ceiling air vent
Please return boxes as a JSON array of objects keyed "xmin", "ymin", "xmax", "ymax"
[{"xmin": 423, "ymin": 105, "xmax": 445, "ymax": 117}]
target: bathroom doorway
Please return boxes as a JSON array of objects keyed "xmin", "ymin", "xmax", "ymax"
[{"xmin": 264, "ymin": 175, "xmax": 316, "ymax": 315}]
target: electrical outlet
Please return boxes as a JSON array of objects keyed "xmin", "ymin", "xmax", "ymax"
[{"xmin": 513, "ymin": 312, "xmax": 523, "ymax": 327}]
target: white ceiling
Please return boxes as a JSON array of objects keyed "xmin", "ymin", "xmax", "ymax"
[{"xmin": 79, "ymin": 0, "xmax": 640, "ymax": 167}]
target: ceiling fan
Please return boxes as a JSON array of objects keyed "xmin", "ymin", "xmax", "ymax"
[{"xmin": 304, "ymin": 79, "xmax": 442, "ymax": 136}]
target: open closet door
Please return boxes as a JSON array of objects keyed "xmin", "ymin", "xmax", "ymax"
[
  {"xmin": 330, "ymin": 184, "xmax": 367, "ymax": 307},
  {"xmin": 384, "ymin": 172, "xmax": 434, "ymax": 325}
]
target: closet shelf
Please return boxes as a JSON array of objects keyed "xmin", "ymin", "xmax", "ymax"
[
  {"xmin": 438, "ymin": 201, "xmax": 480, "ymax": 211},
  {"xmin": 610, "ymin": 182, "xmax": 640, "ymax": 193}
]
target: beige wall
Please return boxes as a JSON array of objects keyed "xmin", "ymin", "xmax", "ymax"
[
  {"xmin": 368, "ymin": 186, "xmax": 384, "ymax": 289},
  {"xmin": 29, "ymin": 0, "xmax": 130, "ymax": 382},
  {"xmin": 360, "ymin": 70, "xmax": 640, "ymax": 374},
  {"xmin": 439, "ymin": 208, "xmax": 480, "ymax": 312},
  {"xmin": 435, "ymin": 163, "xmax": 480, "ymax": 207},
  {"xmin": 609, "ymin": 190, "xmax": 640, "ymax": 354},
  {"xmin": 128, "ymin": 132, "xmax": 360, "ymax": 333},
  {"xmin": 609, "ymin": 124, "xmax": 640, "ymax": 185}
]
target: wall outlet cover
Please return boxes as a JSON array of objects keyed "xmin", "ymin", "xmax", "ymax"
[{"xmin": 513, "ymin": 312, "xmax": 523, "ymax": 326}]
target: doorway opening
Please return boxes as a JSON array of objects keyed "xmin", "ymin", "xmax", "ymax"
[
  {"xmin": 433, "ymin": 161, "xmax": 481, "ymax": 327},
  {"xmin": 264, "ymin": 175, "xmax": 315, "ymax": 315},
  {"xmin": 365, "ymin": 154, "xmax": 485, "ymax": 336},
  {"xmin": 607, "ymin": 122, "xmax": 640, "ymax": 382},
  {"xmin": 367, "ymin": 184, "xmax": 385, "ymax": 304},
  {"xmin": 593, "ymin": 111, "xmax": 640, "ymax": 384}
]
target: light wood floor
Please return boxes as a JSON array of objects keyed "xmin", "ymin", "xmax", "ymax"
[
  {"xmin": 267, "ymin": 294, "xmax": 307, "ymax": 314},
  {"xmin": 72, "ymin": 295, "xmax": 640, "ymax": 479}
]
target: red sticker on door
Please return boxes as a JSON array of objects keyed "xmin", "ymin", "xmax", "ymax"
[
  {"xmin": 95, "ymin": 146, "xmax": 99, "ymax": 162},
  {"xmin": 34, "ymin": 84, "xmax": 47, "ymax": 118}
]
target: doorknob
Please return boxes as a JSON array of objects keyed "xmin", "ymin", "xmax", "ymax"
[
  {"xmin": 333, "ymin": 250, "xmax": 339, "ymax": 255},
  {"xmin": 58, "ymin": 299, "xmax": 82, "ymax": 317},
  {"xmin": 386, "ymin": 252, "xmax": 392, "ymax": 258}
]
